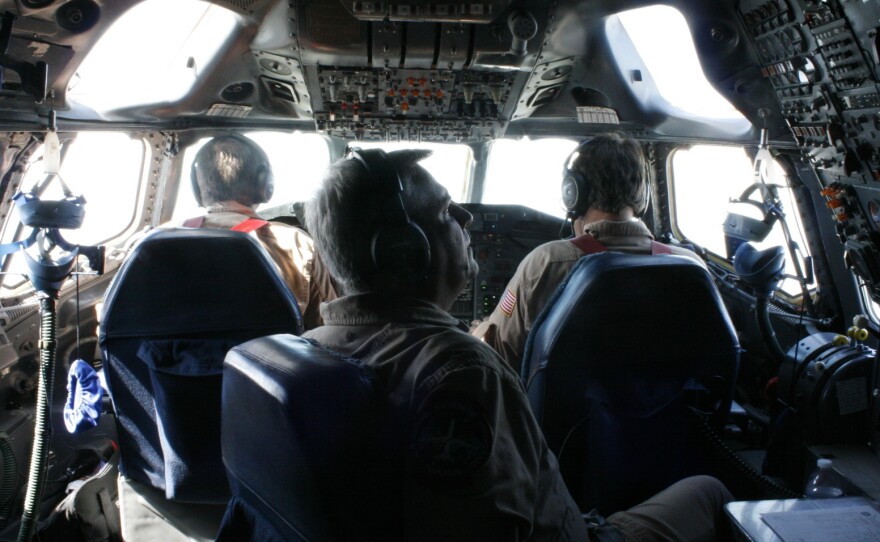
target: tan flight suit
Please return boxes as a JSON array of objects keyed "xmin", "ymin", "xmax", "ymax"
[
  {"xmin": 199, "ymin": 204, "xmax": 337, "ymax": 330},
  {"xmin": 474, "ymin": 219, "xmax": 705, "ymax": 376},
  {"xmin": 303, "ymin": 293, "xmax": 589, "ymax": 541},
  {"xmin": 466, "ymin": 219, "xmax": 731, "ymax": 541},
  {"xmin": 303, "ymin": 293, "xmax": 732, "ymax": 541}
]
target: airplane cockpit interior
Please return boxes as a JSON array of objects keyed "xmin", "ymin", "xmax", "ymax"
[{"xmin": 0, "ymin": 0, "xmax": 877, "ymax": 539}]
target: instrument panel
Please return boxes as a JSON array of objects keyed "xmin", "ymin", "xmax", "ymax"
[
  {"xmin": 450, "ymin": 204, "xmax": 565, "ymax": 323},
  {"xmin": 738, "ymin": 0, "xmax": 880, "ymax": 304},
  {"xmin": 313, "ymin": 67, "xmax": 515, "ymax": 142}
]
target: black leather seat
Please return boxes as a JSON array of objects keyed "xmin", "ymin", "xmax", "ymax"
[
  {"xmin": 522, "ymin": 252, "xmax": 739, "ymax": 515},
  {"xmin": 216, "ymin": 334, "xmax": 396, "ymax": 542},
  {"xmin": 99, "ymin": 228, "xmax": 302, "ymax": 537}
]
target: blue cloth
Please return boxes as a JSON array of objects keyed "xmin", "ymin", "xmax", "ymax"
[{"xmin": 64, "ymin": 359, "xmax": 102, "ymax": 433}]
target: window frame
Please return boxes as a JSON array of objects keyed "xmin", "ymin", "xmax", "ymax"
[
  {"xmin": 666, "ymin": 144, "xmax": 815, "ymax": 304},
  {"xmin": 0, "ymin": 131, "xmax": 152, "ymax": 297}
]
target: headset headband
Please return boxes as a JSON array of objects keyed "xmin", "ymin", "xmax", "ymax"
[{"xmin": 347, "ymin": 148, "xmax": 431, "ymax": 274}]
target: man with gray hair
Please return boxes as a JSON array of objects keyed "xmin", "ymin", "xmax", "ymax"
[
  {"xmin": 187, "ymin": 133, "xmax": 335, "ymax": 329},
  {"xmin": 302, "ymin": 148, "xmax": 729, "ymax": 541}
]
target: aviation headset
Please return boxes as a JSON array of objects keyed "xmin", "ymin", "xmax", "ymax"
[
  {"xmin": 190, "ymin": 133, "xmax": 273, "ymax": 207},
  {"xmin": 560, "ymin": 138, "xmax": 652, "ymax": 219},
  {"xmin": 348, "ymin": 148, "xmax": 432, "ymax": 275}
]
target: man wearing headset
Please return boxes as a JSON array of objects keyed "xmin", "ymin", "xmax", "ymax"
[
  {"xmin": 302, "ymin": 148, "xmax": 729, "ymax": 541},
  {"xmin": 188, "ymin": 134, "xmax": 336, "ymax": 329},
  {"xmin": 474, "ymin": 133, "xmax": 704, "ymax": 375}
]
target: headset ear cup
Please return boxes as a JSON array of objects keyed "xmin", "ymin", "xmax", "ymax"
[
  {"xmin": 561, "ymin": 170, "xmax": 589, "ymax": 216},
  {"xmin": 561, "ymin": 142, "xmax": 591, "ymax": 216},
  {"xmin": 371, "ymin": 222, "xmax": 431, "ymax": 274},
  {"xmin": 641, "ymin": 179, "xmax": 651, "ymax": 216},
  {"xmin": 350, "ymin": 148, "xmax": 432, "ymax": 275},
  {"xmin": 637, "ymin": 163, "xmax": 652, "ymax": 217},
  {"xmin": 561, "ymin": 175, "xmax": 579, "ymax": 212},
  {"xmin": 191, "ymin": 160, "xmax": 203, "ymax": 206},
  {"xmin": 259, "ymin": 165, "xmax": 274, "ymax": 202}
]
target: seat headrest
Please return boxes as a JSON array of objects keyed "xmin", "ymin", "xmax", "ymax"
[
  {"xmin": 525, "ymin": 252, "xmax": 739, "ymax": 374},
  {"xmin": 222, "ymin": 334, "xmax": 393, "ymax": 541},
  {"xmin": 101, "ymin": 228, "xmax": 302, "ymax": 338}
]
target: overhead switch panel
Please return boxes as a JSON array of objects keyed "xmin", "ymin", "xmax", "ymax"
[{"xmin": 314, "ymin": 67, "xmax": 518, "ymax": 141}]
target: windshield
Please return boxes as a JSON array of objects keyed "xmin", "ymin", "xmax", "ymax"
[
  {"xmin": 1, "ymin": 132, "xmax": 146, "ymax": 295},
  {"xmin": 172, "ymin": 132, "xmax": 331, "ymax": 223},
  {"xmin": 670, "ymin": 145, "xmax": 812, "ymax": 297},
  {"xmin": 483, "ymin": 138, "xmax": 578, "ymax": 217},
  {"xmin": 348, "ymin": 142, "xmax": 473, "ymax": 202}
]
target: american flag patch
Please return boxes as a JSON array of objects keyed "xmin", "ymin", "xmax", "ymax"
[{"xmin": 499, "ymin": 288, "xmax": 517, "ymax": 317}]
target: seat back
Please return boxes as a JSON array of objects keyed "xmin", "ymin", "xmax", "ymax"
[
  {"xmin": 523, "ymin": 252, "xmax": 739, "ymax": 514},
  {"xmin": 99, "ymin": 228, "xmax": 302, "ymax": 504},
  {"xmin": 217, "ymin": 334, "xmax": 397, "ymax": 542}
]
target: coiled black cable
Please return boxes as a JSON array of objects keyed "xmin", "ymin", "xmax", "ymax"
[
  {"xmin": 692, "ymin": 408, "xmax": 801, "ymax": 499},
  {"xmin": 0, "ymin": 436, "xmax": 17, "ymax": 530}
]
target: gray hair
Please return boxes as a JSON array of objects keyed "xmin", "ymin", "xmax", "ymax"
[
  {"xmin": 570, "ymin": 133, "xmax": 649, "ymax": 216},
  {"xmin": 305, "ymin": 149, "xmax": 432, "ymax": 295}
]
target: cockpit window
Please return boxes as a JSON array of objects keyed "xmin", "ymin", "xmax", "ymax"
[
  {"xmin": 483, "ymin": 138, "xmax": 578, "ymax": 217},
  {"xmin": 670, "ymin": 145, "xmax": 812, "ymax": 297},
  {"xmin": 1, "ymin": 132, "xmax": 146, "ymax": 294},
  {"xmin": 861, "ymin": 289, "xmax": 880, "ymax": 324},
  {"xmin": 350, "ymin": 142, "xmax": 472, "ymax": 202},
  {"xmin": 68, "ymin": 0, "xmax": 238, "ymax": 114},
  {"xmin": 172, "ymin": 132, "xmax": 331, "ymax": 223},
  {"xmin": 615, "ymin": 5, "xmax": 748, "ymax": 123}
]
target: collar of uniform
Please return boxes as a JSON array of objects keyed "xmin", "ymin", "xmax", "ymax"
[
  {"xmin": 582, "ymin": 219, "xmax": 653, "ymax": 240},
  {"xmin": 319, "ymin": 293, "xmax": 467, "ymax": 330},
  {"xmin": 205, "ymin": 201, "xmax": 257, "ymax": 216}
]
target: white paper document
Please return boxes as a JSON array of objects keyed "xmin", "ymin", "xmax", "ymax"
[{"xmin": 761, "ymin": 505, "xmax": 880, "ymax": 542}]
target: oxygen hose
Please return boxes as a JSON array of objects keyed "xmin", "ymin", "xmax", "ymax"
[
  {"xmin": 756, "ymin": 296, "xmax": 790, "ymax": 369},
  {"xmin": 692, "ymin": 409, "xmax": 801, "ymax": 499},
  {"xmin": 0, "ymin": 437, "xmax": 17, "ymax": 530},
  {"xmin": 18, "ymin": 296, "xmax": 57, "ymax": 542}
]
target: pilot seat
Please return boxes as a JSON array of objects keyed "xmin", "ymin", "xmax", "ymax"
[
  {"xmin": 521, "ymin": 252, "xmax": 740, "ymax": 515},
  {"xmin": 99, "ymin": 227, "xmax": 302, "ymax": 541},
  {"xmin": 216, "ymin": 334, "xmax": 396, "ymax": 542}
]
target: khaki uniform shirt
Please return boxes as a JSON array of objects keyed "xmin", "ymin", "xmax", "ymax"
[
  {"xmin": 303, "ymin": 294, "xmax": 587, "ymax": 541},
  {"xmin": 476, "ymin": 219, "xmax": 705, "ymax": 374},
  {"xmin": 199, "ymin": 204, "xmax": 337, "ymax": 330}
]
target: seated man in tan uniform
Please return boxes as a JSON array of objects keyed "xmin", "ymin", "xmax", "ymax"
[
  {"xmin": 475, "ymin": 133, "xmax": 704, "ymax": 375},
  {"xmin": 188, "ymin": 134, "xmax": 336, "ymax": 329},
  {"xmin": 302, "ymin": 147, "xmax": 731, "ymax": 541}
]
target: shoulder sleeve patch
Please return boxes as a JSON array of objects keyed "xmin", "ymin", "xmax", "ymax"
[
  {"xmin": 498, "ymin": 288, "xmax": 517, "ymax": 317},
  {"xmin": 410, "ymin": 396, "xmax": 493, "ymax": 485}
]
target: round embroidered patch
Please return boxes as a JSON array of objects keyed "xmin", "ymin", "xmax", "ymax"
[{"xmin": 410, "ymin": 397, "xmax": 493, "ymax": 484}]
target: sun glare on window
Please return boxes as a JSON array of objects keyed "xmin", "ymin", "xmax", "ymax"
[
  {"xmin": 617, "ymin": 5, "xmax": 746, "ymax": 121},
  {"xmin": 69, "ymin": 0, "xmax": 238, "ymax": 113}
]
